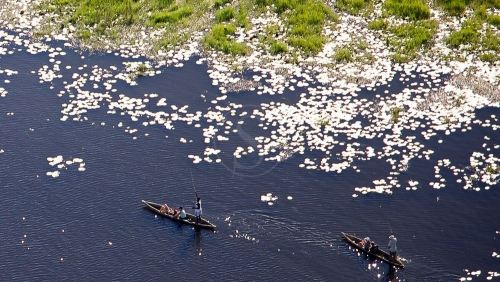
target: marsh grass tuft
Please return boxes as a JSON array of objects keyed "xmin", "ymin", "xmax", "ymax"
[
  {"xmin": 487, "ymin": 14, "xmax": 500, "ymax": 29},
  {"xmin": 151, "ymin": 5, "xmax": 193, "ymax": 24},
  {"xmin": 236, "ymin": 4, "xmax": 249, "ymax": 28},
  {"xmin": 389, "ymin": 20, "xmax": 437, "ymax": 62},
  {"xmin": 480, "ymin": 53, "xmax": 499, "ymax": 63},
  {"xmin": 486, "ymin": 164, "xmax": 500, "ymax": 174},
  {"xmin": 335, "ymin": 48, "xmax": 353, "ymax": 62},
  {"xmin": 204, "ymin": 24, "xmax": 247, "ymax": 55},
  {"xmin": 256, "ymin": 0, "xmax": 338, "ymax": 55},
  {"xmin": 368, "ymin": 19, "xmax": 388, "ymax": 30},
  {"xmin": 215, "ymin": 6, "xmax": 235, "ymax": 22},
  {"xmin": 391, "ymin": 107, "xmax": 403, "ymax": 122},
  {"xmin": 437, "ymin": 0, "xmax": 500, "ymax": 16},
  {"xmin": 137, "ymin": 64, "xmax": 148, "ymax": 72},
  {"xmin": 270, "ymin": 42, "xmax": 288, "ymax": 55},
  {"xmin": 336, "ymin": 0, "xmax": 369, "ymax": 15},
  {"xmin": 383, "ymin": 0, "xmax": 430, "ymax": 20},
  {"xmin": 446, "ymin": 19, "xmax": 482, "ymax": 48},
  {"xmin": 62, "ymin": 0, "xmax": 141, "ymax": 29},
  {"xmin": 453, "ymin": 95, "xmax": 465, "ymax": 107},
  {"xmin": 214, "ymin": 0, "xmax": 232, "ymax": 8},
  {"xmin": 317, "ymin": 119, "xmax": 329, "ymax": 127}
]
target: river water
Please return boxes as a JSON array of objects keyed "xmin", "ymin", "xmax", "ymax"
[{"xmin": 0, "ymin": 30, "xmax": 499, "ymax": 281}]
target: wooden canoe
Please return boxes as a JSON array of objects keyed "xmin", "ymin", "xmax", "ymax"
[
  {"xmin": 142, "ymin": 200, "xmax": 216, "ymax": 229},
  {"xmin": 342, "ymin": 232, "xmax": 404, "ymax": 269}
]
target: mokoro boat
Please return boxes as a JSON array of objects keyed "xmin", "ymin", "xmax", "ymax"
[
  {"xmin": 142, "ymin": 200, "xmax": 216, "ymax": 229},
  {"xmin": 342, "ymin": 232, "xmax": 405, "ymax": 269}
]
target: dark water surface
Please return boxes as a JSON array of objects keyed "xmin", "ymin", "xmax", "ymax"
[{"xmin": 0, "ymin": 34, "xmax": 499, "ymax": 281}]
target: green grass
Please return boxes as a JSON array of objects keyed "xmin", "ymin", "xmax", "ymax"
[
  {"xmin": 66, "ymin": 0, "xmax": 140, "ymax": 27},
  {"xmin": 270, "ymin": 42, "xmax": 288, "ymax": 55},
  {"xmin": 155, "ymin": 0, "xmax": 175, "ymax": 9},
  {"xmin": 483, "ymin": 28, "xmax": 500, "ymax": 51},
  {"xmin": 150, "ymin": 5, "xmax": 193, "ymax": 24},
  {"xmin": 368, "ymin": 19, "xmax": 388, "ymax": 30},
  {"xmin": 137, "ymin": 64, "xmax": 148, "ymax": 72},
  {"xmin": 236, "ymin": 4, "xmax": 249, "ymax": 28},
  {"xmin": 256, "ymin": 0, "xmax": 338, "ymax": 55},
  {"xmin": 388, "ymin": 20, "xmax": 437, "ymax": 61},
  {"xmin": 158, "ymin": 33, "xmax": 190, "ymax": 48},
  {"xmin": 79, "ymin": 30, "xmax": 91, "ymax": 39},
  {"xmin": 446, "ymin": 19, "xmax": 481, "ymax": 48},
  {"xmin": 214, "ymin": 0, "xmax": 232, "ymax": 8},
  {"xmin": 336, "ymin": 0, "xmax": 369, "ymax": 14},
  {"xmin": 383, "ymin": 0, "xmax": 430, "ymax": 20},
  {"xmin": 474, "ymin": 5, "xmax": 488, "ymax": 20},
  {"xmin": 436, "ymin": 0, "xmax": 500, "ymax": 16},
  {"xmin": 435, "ymin": 0, "xmax": 467, "ymax": 16},
  {"xmin": 215, "ymin": 6, "xmax": 235, "ymax": 22},
  {"xmin": 317, "ymin": 119, "xmax": 329, "ymax": 127},
  {"xmin": 487, "ymin": 14, "xmax": 500, "ymax": 29},
  {"xmin": 391, "ymin": 107, "xmax": 403, "ymax": 122},
  {"xmin": 335, "ymin": 48, "xmax": 353, "ymax": 62},
  {"xmin": 486, "ymin": 164, "xmax": 500, "ymax": 173},
  {"xmin": 480, "ymin": 53, "xmax": 499, "ymax": 63},
  {"xmin": 204, "ymin": 24, "xmax": 247, "ymax": 55}
]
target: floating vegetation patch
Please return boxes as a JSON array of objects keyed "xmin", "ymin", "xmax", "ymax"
[
  {"xmin": 261, "ymin": 193, "xmax": 278, "ymax": 205},
  {"xmin": 462, "ymin": 152, "xmax": 500, "ymax": 191},
  {"xmin": 334, "ymin": 48, "xmax": 353, "ymax": 63},
  {"xmin": 460, "ymin": 270, "xmax": 482, "ymax": 281},
  {"xmin": 46, "ymin": 155, "xmax": 86, "ymax": 177},
  {"xmin": 0, "ymin": 67, "xmax": 18, "ymax": 97}
]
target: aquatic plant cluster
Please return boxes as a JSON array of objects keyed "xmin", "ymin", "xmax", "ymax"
[
  {"xmin": 46, "ymin": 155, "xmax": 85, "ymax": 177},
  {"xmin": 0, "ymin": 0, "xmax": 499, "ymax": 196}
]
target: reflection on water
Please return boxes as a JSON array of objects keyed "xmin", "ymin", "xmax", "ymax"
[{"xmin": 191, "ymin": 228, "xmax": 203, "ymax": 255}]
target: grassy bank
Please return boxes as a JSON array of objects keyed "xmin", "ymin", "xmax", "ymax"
[
  {"xmin": 36, "ymin": 0, "xmax": 338, "ymax": 57},
  {"xmin": 32, "ymin": 0, "xmax": 500, "ymax": 66}
]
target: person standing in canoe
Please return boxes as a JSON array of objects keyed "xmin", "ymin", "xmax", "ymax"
[
  {"xmin": 194, "ymin": 192, "xmax": 202, "ymax": 224},
  {"xmin": 388, "ymin": 233, "xmax": 398, "ymax": 260}
]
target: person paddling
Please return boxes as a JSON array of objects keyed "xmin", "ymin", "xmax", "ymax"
[
  {"xmin": 194, "ymin": 192, "xmax": 202, "ymax": 224},
  {"xmin": 388, "ymin": 233, "xmax": 398, "ymax": 260}
]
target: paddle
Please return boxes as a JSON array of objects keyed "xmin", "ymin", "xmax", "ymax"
[
  {"xmin": 190, "ymin": 169, "xmax": 199, "ymax": 200},
  {"xmin": 387, "ymin": 218, "xmax": 393, "ymax": 234}
]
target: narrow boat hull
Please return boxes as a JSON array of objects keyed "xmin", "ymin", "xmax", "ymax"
[
  {"xmin": 342, "ymin": 232, "xmax": 404, "ymax": 269},
  {"xmin": 142, "ymin": 200, "xmax": 216, "ymax": 229}
]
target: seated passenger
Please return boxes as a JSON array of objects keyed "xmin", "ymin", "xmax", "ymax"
[
  {"xmin": 363, "ymin": 237, "xmax": 371, "ymax": 251},
  {"xmin": 358, "ymin": 239, "xmax": 366, "ymax": 248},
  {"xmin": 159, "ymin": 204, "xmax": 169, "ymax": 214},
  {"xmin": 172, "ymin": 207, "xmax": 187, "ymax": 219},
  {"xmin": 371, "ymin": 242, "xmax": 379, "ymax": 253},
  {"xmin": 178, "ymin": 207, "xmax": 186, "ymax": 219}
]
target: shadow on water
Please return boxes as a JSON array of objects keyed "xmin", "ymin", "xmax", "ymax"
[{"xmin": 189, "ymin": 228, "xmax": 202, "ymax": 254}]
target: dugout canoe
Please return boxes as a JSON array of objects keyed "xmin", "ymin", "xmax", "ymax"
[
  {"xmin": 142, "ymin": 200, "xmax": 216, "ymax": 229},
  {"xmin": 342, "ymin": 232, "xmax": 405, "ymax": 269}
]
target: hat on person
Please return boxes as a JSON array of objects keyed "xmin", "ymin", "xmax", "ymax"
[{"xmin": 389, "ymin": 235, "xmax": 395, "ymax": 239}]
